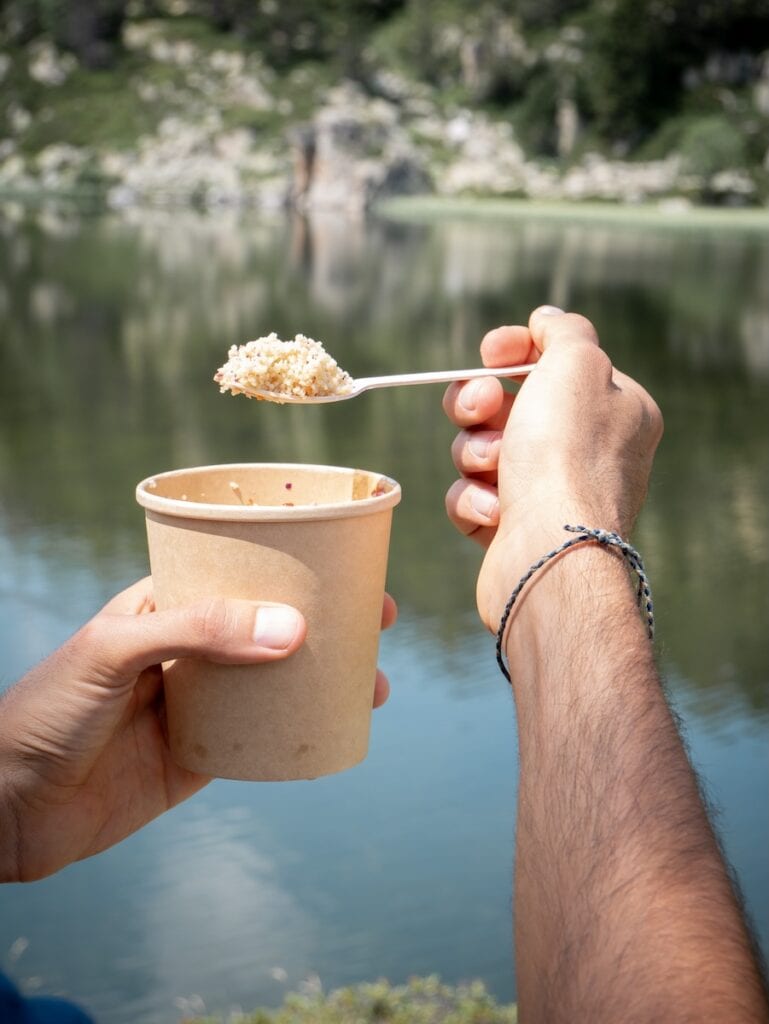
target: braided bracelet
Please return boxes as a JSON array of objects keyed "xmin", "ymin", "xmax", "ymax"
[{"xmin": 496, "ymin": 525, "xmax": 654, "ymax": 683}]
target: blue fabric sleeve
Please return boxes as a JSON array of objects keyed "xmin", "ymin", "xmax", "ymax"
[{"xmin": 1, "ymin": 972, "xmax": 95, "ymax": 1024}]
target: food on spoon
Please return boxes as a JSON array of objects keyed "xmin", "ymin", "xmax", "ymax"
[{"xmin": 214, "ymin": 332, "xmax": 354, "ymax": 403}]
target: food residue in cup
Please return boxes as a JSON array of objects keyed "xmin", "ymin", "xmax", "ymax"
[
  {"xmin": 214, "ymin": 333, "xmax": 354, "ymax": 404},
  {"xmin": 229, "ymin": 481, "xmax": 254, "ymax": 506}
]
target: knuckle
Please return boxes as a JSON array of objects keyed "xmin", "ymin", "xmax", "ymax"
[
  {"xmin": 445, "ymin": 479, "xmax": 478, "ymax": 533},
  {"xmin": 563, "ymin": 312, "xmax": 600, "ymax": 343},
  {"xmin": 648, "ymin": 395, "xmax": 664, "ymax": 443},
  {"xmin": 71, "ymin": 616, "xmax": 100, "ymax": 653},
  {"xmin": 629, "ymin": 386, "xmax": 664, "ymax": 448},
  {"xmin": 447, "ymin": 478, "xmax": 496, "ymax": 532},
  {"xmin": 192, "ymin": 597, "xmax": 236, "ymax": 647},
  {"xmin": 579, "ymin": 342, "xmax": 612, "ymax": 376},
  {"xmin": 445, "ymin": 478, "xmax": 465, "ymax": 517},
  {"xmin": 67, "ymin": 615, "xmax": 107, "ymax": 666},
  {"xmin": 562, "ymin": 342, "xmax": 614, "ymax": 390},
  {"xmin": 457, "ymin": 484, "xmax": 476, "ymax": 520},
  {"xmin": 441, "ymin": 382, "xmax": 462, "ymax": 420},
  {"xmin": 452, "ymin": 430, "xmax": 500, "ymax": 473},
  {"xmin": 65, "ymin": 614, "xmax": 135, "ymax": 683},
  {"xmin": 450, "ymin": 432, "xmax": 468, "ymax": 470}
]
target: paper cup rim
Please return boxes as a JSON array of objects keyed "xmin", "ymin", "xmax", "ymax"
[{"xmin": 136, "ymin": 463, "xmax": 401, "ymax": 522}]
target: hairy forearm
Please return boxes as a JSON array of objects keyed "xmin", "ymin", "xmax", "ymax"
[
  {"xmin": 503, "ymin": 543, "xmax": 768, "ymax": 1023},
  {"xmin": 0, "ymin": 769, "xmax": 22, "ymax": 883}
]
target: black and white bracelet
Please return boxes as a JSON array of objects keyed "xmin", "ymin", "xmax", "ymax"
[{"xmin": 496, "ymin": 525, "xmax": 654, "ymax": 683}]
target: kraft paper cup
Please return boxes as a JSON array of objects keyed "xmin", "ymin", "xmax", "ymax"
[{"xmin": 135, "ymin": 463, "xmax": 401, "ymax": 781}]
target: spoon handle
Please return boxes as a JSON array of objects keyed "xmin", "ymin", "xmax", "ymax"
[{"xmin": 355, "ymin": 363, "xmax": 535, "ymax": 392}]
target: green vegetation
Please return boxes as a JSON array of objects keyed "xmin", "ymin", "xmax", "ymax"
[
  {"xmin": 1, "ymin": 0, "xmax": 127, "ymax": 68},
  {"xmin": 381, "ymin": 196, "xmax": 769, "ymax": 232},
  {"xmin": 18, "ymin": 64, "xmax": 155, "ymax": 153},
  {"xmin": 1, "ymin": 0, "xmax": 767, "ymax": 202},
  {"xmin": 187, "ymin": 977, "xmax": 517, "ymax": 1024}
]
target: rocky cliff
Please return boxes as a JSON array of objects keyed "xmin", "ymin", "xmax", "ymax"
[{"xmin": 1, "ymin": 19, "xmax": 766, "ymax": 210}]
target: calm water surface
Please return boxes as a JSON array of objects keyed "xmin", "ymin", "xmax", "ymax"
[{"xmin": 0, "ymin": 204, "xmax": 767, "ymax": 1023}]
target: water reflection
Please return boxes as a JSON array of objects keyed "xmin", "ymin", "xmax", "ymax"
[
  {"xmin": 132, "ymin": 805, "xmax": 321, "ymax": 1022},
  {"xmin": 0, "ymin": 203, "xmax": 766, "ymax": 715},
  {"xmin": 0, "ymin": 204, "xmax": 767, "ymax": 1020},
  {"xmin": 0, "ymin": 800, "xmax": 321, "ymax": 1024}
]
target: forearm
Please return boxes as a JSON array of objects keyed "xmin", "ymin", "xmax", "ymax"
[
  {"xmin": 503, "ymin": 542, "xmax": 768, "ymax": 1023},
  {"xmin": 0, "ymin": 684, "xmax": 25, "ymax": 883}
]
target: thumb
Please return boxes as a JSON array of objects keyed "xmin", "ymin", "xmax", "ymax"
[
  {"xmin": 528, "ymin": 306, "xmax": 602, "ymax": 355},
  {"xmin": 77, "ymin": 598, "xmax": 306, "ymax": 686}
]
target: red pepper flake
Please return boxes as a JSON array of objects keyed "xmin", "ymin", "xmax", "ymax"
[{"xmin": 285, "ymin": 482, "xmax": 293, "ymax": 490}]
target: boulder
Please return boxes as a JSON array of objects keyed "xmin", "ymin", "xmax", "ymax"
[{"xmin": 290, "ymin": 84, "xmax": 432, "ymax": 214}]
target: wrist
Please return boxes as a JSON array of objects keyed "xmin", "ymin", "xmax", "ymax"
[
  {"xmin": 481, "ymin": 514, "xmax": 615, "ymax": 627},
  {"xmin": 483, "ymin": 524, "xmax": 652, "ymax": 697},
  {"xmin": 480, "ymin": 484, "xmax": 638, "ymax": 622}
]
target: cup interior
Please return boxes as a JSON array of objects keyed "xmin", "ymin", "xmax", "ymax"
[{"xmin": 136, "ymin": 464, "xmax": 400, "ymax": 521}]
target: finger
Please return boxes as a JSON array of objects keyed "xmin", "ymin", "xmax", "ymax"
[
  {"xmin": 77, "ymin": 599, "xmax": 307, "ymax": 686},
  {"xmin": 528, "ymin": 306, "xmax": 601, "ymax": 356},
  {"xmin": 381, "ymin": 593, "xmax": 398, "ymax": 631},
  {"xmin": 100, "ymin": 577, "xmax": 156, "ymax": 616},
  {"xmin": 132, "ymin": 664, "xmax": 164, "ymax": 714},
  {"xmin": 451, "ymin": 429, "xmax": 502, "ymax": 475},
  {"xmin": 441, "ymin": 323, "xmax": 535, "ymax": 429},
  {"xmin": 373, "ymin": 669, "xmax": 390, "ymax": 709},
  {"xmin": 445, "ymin": 478, "xmax": 499, "ymax": 537},
  {"xmin": 479, "ymin": 324, "xmax": 538, "ymax": 368},
  {"xmin": 443, "ymin": 377, "xmax": 517, "ymax": 432},
  {"xmin": 442, "ymin": 376, "xmax": 501, "ymax": 428}
]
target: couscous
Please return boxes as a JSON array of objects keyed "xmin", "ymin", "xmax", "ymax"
[{"xmin": 215, "ymin": 333, "xmax": 354, "ymax": 403}]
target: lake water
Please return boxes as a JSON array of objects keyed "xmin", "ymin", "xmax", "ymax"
[{"xmin": 0, "ymin": 203, "xmax": 767, "ymax": 1023}]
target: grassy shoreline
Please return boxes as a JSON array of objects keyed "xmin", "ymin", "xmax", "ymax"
[
  {"xmin": 188, "ymin": 977, "xmax": 518, "ymax": 1024},
  {"xmin": 4, "ymin": 189, "xmax": 769, "ymax": 236},
  {"xmin": 380, "ymin": 195, "xmax": 769, "ymax": 233}
]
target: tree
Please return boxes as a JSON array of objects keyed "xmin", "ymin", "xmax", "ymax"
[
  {"xmin": 0, "ymin": 0, "xmax": 127, "ymax": 68},
  {"xmin": 192, "ymin": 0, "xmax": 406, "ymax": 72},
  {"xmin": 584, "ymin": 0, "xmax": 769, "ymax": 145}
]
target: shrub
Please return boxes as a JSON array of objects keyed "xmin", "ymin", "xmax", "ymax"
[
  {"xmin": 678, "ymin": 115, "xmax": 748, "ymax": 178},
  {"xmin": 188, "ymin": 976, "xmax": 518, "ymax": 1024}
]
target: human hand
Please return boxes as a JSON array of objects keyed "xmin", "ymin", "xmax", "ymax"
[
  {"xmin": 0, "ymin": 578, "xmax": 397, "ymax": 882},
  {"xmin": 444, "ymin": 306, "xmax": 663, "ymax": 631}
]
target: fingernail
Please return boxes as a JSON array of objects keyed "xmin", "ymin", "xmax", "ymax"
[
  {"xmin": 466, "ymin": 434, "xmax": 489, "ymax": 458},
  {"xmin": 469, "ymin": 435, "xmax": 492, "ymax": 459},
  {"xmin": 253, "ymin": 606, "xmax": 301, "ymax": 649},
  {"xmin": 471, "ymin": 489, "xmax": 498, "ymax": 520},
  {"xmin": 459, "ymin": 380, "xmax": 481, "ymax": 412},
  {"xmin": 537, "ymin": 305, "xmax": 564, "ymax": 316},
  {"xmin": 460, "ymin": 380, "xmax": 483, "ymax": 411}
]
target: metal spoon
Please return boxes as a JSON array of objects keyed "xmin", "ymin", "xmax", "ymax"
[{"xmin": 232, "ymin": 363, "xmax": 535, "ymax": 404}]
